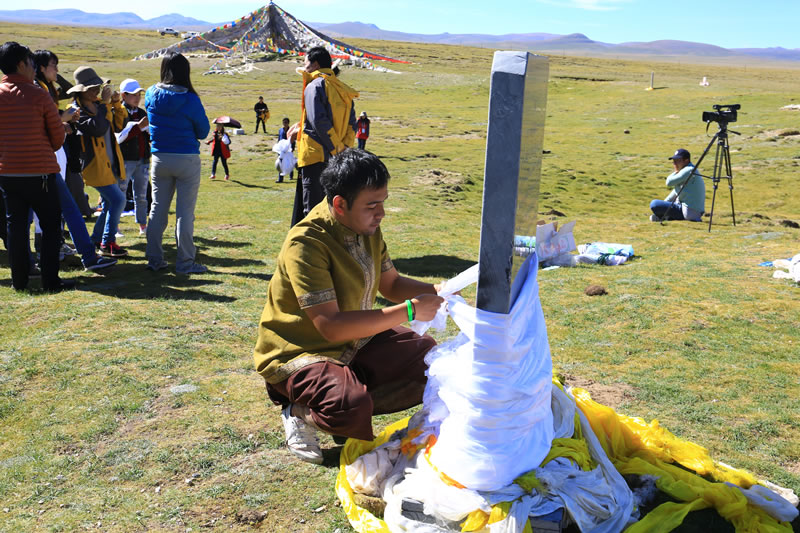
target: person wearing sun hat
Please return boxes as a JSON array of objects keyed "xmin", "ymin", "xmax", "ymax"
[
  {"xmin": 68, "ymin": 65, "xmax": 129, "ymax": 257},
  {"xmin": 118, "ymin": 78, "xmax": 151, "ymax": 236}
]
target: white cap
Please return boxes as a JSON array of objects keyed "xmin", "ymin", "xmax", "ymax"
[{"xmin": 119, "ymin": 78, "xmax": 143, "ymax": 94}]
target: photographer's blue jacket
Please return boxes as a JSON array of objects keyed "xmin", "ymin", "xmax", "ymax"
[
  {"xmin": 665, "ymin": 163, "xmax": 705, "ymax": 214},
  {"xmin": 145, "ymin": 83, "xmax": 210, "ymax": 154}
]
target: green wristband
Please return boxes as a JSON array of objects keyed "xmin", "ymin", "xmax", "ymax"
[{"xmin": 405, "ymin": 299, "xmax": 415, "ymax": 322}]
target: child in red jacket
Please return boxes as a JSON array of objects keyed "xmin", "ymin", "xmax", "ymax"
[{"xmin": 207, "ymin": 124, "xmax": 231, "ymax": 180}]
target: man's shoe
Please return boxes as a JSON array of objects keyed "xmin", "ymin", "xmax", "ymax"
[
  {"xmin": 44, "ymin": 279, "xmax": 77, "ymax": 293},
  {"xmin": 60, "ymin": 243, "xmax": 77, "ymax": 260},
  {"xmin": 649, "ymin": 214, "xmax": 663, "ymax": 222},
  {"xmin": 281, "ymin": 405, "xmax": 323, "ymax": 464},
  {"xmin": 224, "ymin": 175, "xmax": 230, "ymax": 181},
  {"xmin": 84, "ymin": 255, "xmax": 117, "ymax": 271},
  {"xmin": 176, "ymin": 262, "xmax": 208, "ymax": 275},
  {"xmin": 100, "ymin": 242, "xmax": 128, "ymax": 257},
  {"xmin": 146, "ymin": 259, "xmax": 169, "ymax": 272},
  {"xmin": 139, "ymin": 225, "xmax": 147, "ymax": 236},
  {"xmin": 209, "ymin": 174, "xmax": 216, "ymax": 180}
]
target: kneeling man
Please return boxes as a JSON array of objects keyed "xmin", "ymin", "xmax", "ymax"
[
  {"xmin": 253, "ymin": 149, "xmax": 444, "ymax": 463},
  {"xmin": 650, "ymin": 148, "xmax": 705, "ymax": 222}
]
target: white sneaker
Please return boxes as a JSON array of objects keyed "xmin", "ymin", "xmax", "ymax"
[
  {"xmin": 649, "ymin": 214, "xmax": 662, "ymax": 222},
  {"xmin": 281, "ymin": 404, "xmax": 323, "ymax": 464},
  {"xmin": 115, "ymin": 231, "xmax": 124, "ymax": 239}
]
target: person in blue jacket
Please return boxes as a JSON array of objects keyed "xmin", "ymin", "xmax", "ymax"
[
  {"xmin": 144, "ymin": 52, "xmax": 210, "ymax": 274},
  {"xmin": 649, "ymin": 148, "xmax": 705, "ymax": 222}
]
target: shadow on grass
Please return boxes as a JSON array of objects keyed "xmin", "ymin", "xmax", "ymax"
[
  {"xmin": 393, "ymin": 255, "xmax": 475, "ymax": 279},
  {"xmin": 227, "ymin": 179, "xmax": 270, "ymax": 190},
  {"xmin": 195, "ymin": 236, "xmax": 251, "ymax": 249},
  {"xmin": 73, "ymin": 262, "xmax": 236, "ymax": 302}
]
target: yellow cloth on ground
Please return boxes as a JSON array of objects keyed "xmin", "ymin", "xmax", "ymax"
[{"xmin": 337, "ymin": 383, "xmax": 793, "ymax": 532}]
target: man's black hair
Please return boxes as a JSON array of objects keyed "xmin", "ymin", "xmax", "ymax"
[
  {"xmin": 160, "ymin": 52, "xmax": 197, "ymax": 95},
  {"xmin": 0, "ymin": 41, "xmax": 32, "ymax": 75},
  {"xmin": 32, "ymin": 49, "xmax": 58, "ymax": 82},
  {"xmin": 306, "ymin": 46, "xmax": 332, "ymax": 70},
  {"xmin": 321, "ymin": 149, "xmax": 390, "ymax": 208}
]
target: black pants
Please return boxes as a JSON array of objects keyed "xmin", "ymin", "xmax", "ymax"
[
  {"xmin": 0, "ymin": 175, "xmax": 62, "ymax": 290},
  {"xmin": 65, "ymin": 170, "xmax": 92, "ymax": 217},
  {"xmin": 357, "ymin": 138, "xmax": 367, "ymax": 150},
  {"xmin": 254, "ymin": 117, "xmax": 266, "ymax": 133},
  {"xmin": 291, "ymin": 162, "xmax": 326, "ymax": 227},
  {"xmin": 212, "ymin": 155, "xmax": 229, "ymax": 176}
]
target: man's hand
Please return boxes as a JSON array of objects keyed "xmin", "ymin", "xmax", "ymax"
[
  {"xmin": 411, "ymin": 294, "xmax": 445, "ymax": 322},
  {"xmin": 61, "ymin": 107, "xmax": 78, "ymax": 123},
  {"xmin": 100, "ymin": 85, "xmax": 112, "ymax": 104}
]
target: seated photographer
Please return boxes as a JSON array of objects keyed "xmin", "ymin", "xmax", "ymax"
[{"xmin": 649, "ymin": 148, "xmax": 705, "ymax": 222}]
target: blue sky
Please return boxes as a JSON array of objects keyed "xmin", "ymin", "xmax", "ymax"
[{"xmin": 19, "ymin": 0, "xmax": 800, "ymax": 49}]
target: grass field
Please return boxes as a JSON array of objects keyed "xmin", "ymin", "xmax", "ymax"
[{"xmin": 0, "ymin": 22, "xmax": 799, "ymax": 532}]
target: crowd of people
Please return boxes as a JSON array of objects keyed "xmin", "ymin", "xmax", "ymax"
[
  {"xmin": 2, "ymin": 39, "xmax": 433, "ymax": 466},
  {"xmin": 0, "ymin": 41, "xmax": 215, "ymax": 289}
]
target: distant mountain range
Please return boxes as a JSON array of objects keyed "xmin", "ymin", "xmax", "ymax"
[
  {"xmin": 0, "ymin": 9, "xmax": 214, "ymax": 31},
  {"xmin": 3, "ymin": 9, "xmax": 800, "ymax": 62}
]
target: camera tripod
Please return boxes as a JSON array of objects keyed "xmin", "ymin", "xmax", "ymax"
[{"xmin": 691, "ymin": 123, "xmax": 739, "ymax": 232}]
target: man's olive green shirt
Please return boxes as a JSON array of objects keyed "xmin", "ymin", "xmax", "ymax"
[{"xmin": 254, "ymin": 201, "xmax": 393, "ymax": 384}]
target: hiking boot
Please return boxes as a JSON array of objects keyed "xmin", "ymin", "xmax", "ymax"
[
  {"xmin": 146, "ymin": 259, "xmax": 169, "ymax": 272},
  {"xmin": 83, "ymin": 255, "xmax": 117, "ymax": 271},
  {"xmin": 100, "ymin": 242, "xmax": 128, "ymax": 257},
  {"xmin": 281, "ymin": 404, "xmax": 322, "ymax": 464},
  {"xmin": 176, "ymin": 262, "xmax": 208, "ymax": 275}
]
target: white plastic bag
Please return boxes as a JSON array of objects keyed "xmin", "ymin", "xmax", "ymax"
[{"xmin": 272, "ymin": 138, "xmax": 297, "ymax": 177}]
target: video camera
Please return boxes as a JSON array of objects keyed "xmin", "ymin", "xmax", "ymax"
[{"xmin": 702, "ymin": 104, "xmax": 740, "ymax": 126}]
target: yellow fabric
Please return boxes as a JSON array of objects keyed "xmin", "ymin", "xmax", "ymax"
[
  {"xmin": 572, "ymin": 388, "xmax": 792, "ymax": 532},
  {"xmin": 461, "ymin": 510, "xmax": 489, "ymax": 531},
  {"xmin": 540, "ymin": 437, "xmax": 595, "ymax": 472},
  {"xmin": 337, "ymin": 384, "xmax": 793, "ymax": 533},
  {"xmin": 79, "ymin": 100, "xmax": 127, "ymax": 187},
  {"xmin": 335, "ymin": 418, "xmax": 409, "ymax": 533},
  {"xmin": 296, "ymin": 68, "xmax": 358, "ymax": 167}
]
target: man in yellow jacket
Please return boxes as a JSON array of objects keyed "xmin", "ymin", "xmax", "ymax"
[{"xmin": 291, "ymin": 47, "xmax": 358, "ymax": 226}]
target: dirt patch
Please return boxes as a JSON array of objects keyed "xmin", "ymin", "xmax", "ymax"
[
  {"xmin": 561, "ymin": 374, "xmax": 636, "ymax": 410},
  {"xmin": 411, "ymin": 168, "xmax": 464, "ymax": 187},
  {"xmin": 235, "ymin": 509, "xmax": 268, "ymax": 525},
  {"xmin": 208, "ymin": 224, "xmax": 253, "ymax": 231},
  {"xmin": 759, "ymin": 128, "xmax": 800, "ymax": 140}
]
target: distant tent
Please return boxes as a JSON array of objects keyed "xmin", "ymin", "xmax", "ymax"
[{"xmin": 134, "ymin": 1, "xmax": 410, "ymax": 74}]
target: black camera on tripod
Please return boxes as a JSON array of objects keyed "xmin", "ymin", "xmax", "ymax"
[{"xmin": 702, "ymin": 104, "xmax": 740, "ymax": 126}]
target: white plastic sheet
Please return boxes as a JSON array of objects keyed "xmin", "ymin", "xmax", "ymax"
[
  {"xmin": 272, "ymin": 139, "xmax": 297, "ymax": 177},
  {"xmin": 424, "ymin": 255, "xmax": 554, "ymax": 491}
]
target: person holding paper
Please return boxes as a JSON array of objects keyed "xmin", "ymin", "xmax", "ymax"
[
  {"xmin": 118, "ymin": 78, "xmax": 151, "ymax": 236},
  {"xmin": 253, "ymin": 149, "xmax": 443, "ymax": 464}
]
